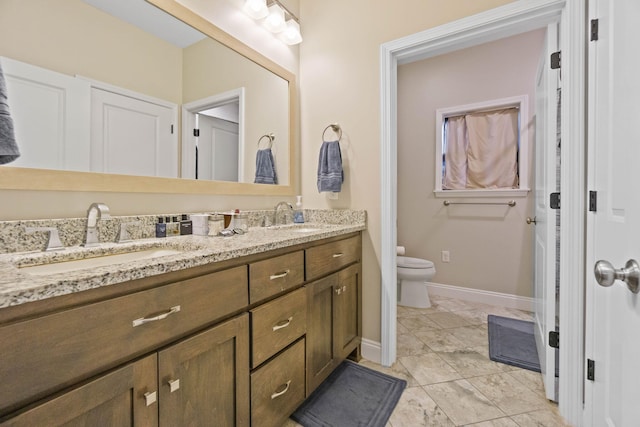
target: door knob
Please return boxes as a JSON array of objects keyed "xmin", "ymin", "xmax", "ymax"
[
  {"xmin": 526, "ymin": 217, "xmax": 537, "ymax": 225},
  {"xmin": 594, "ymin": 259, "xmax": 640, "ymax": 293}
]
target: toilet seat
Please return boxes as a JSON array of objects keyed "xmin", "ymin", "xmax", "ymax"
[{"xmin": 397, "ymin": 256, "xmax": 434, "ymax": 269}]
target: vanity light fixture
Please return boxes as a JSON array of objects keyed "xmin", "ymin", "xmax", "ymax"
[{"xmin": 243, "ymin": 0, "xmax": 302, "ymax": 45}]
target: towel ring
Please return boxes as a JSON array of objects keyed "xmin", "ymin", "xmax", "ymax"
[
  {"xmin": 322, "ymin": 123, "xmax": 342, "ymax": 142},
  {"xmin": 257, "ymin": 133, "xmax": 275, "ymax": 149}
]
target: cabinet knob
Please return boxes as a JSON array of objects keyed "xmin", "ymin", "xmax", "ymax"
[
  {"xmin": 144, "ymin": 391, "xmax": 157, "ymax": 406},
  {"xmin": 335, "ymin": 287, "xmax": 341, "ymax": 295},
  {"xmin": 168, "ymin": 378, "xmax": 180, "ymax": 393}
]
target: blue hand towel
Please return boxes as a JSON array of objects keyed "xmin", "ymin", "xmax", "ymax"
[
  {"xmin": 254, "ymin": 148, "xmax": 278, "ymax": 184},
  {"xmin": 0, "ymin": 62, "xmax": 20, "ymax": 165},
  {"xmin": 317, "ymin": 140, "xmax": 343, "ymax": 192}
]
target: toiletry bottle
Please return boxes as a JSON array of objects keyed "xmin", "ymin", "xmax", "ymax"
[
  {"xmin": 155, "ymin": 217, "xmax": 166, "ymax": 238},
  {"xmin": 293, "ymin": 195, "xmax": 305, "ymax": 223},
  {"xmin": 180, "ymin": 214, "xmax": 192, "ymax": 235},
  {"xmin": 166, "ymin": 216, "xmax": 180, "ymax": 236}
]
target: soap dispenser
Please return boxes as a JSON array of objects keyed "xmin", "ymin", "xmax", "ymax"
[{"xmin": 293, "ymin": 195, "xmax": 305, "ymax": 224}]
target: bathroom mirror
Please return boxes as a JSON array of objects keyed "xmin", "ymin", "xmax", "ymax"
[{"xmin": 0, "ymin": 0, "xmax": 296, "ymax": 195}]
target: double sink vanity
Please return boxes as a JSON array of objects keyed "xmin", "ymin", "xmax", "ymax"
[{"xmin": 0, "ymin": 209, "xmax": 366, "ymax": 426}]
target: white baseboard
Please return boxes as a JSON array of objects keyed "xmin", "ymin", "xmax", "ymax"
[
  {"xmin": 360, "ymin": 338, "xmax": 381, "ymax": 364},
  {"xmin": 427, "ymin": 282, "xmax": 534, "ymax": 312}
]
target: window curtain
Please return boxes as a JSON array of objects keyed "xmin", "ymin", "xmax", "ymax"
[
  {"xmin": 442, "ymin": 115, "xmax": 468, "ymax": 189},
  {"xmin": 443, "ymin": 108, "xmax": 518, "ymax": 190}
]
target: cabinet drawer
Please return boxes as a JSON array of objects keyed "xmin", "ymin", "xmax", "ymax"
[
  {"xmin": 250, "ymin": 287, "xmax": 306, "ymax": 368},
  {"xmin": 249, "ymin": 250, "xmax": 304, "ymax": 304},
  {"xmin": 0, "ymin": 266, "xmax": 248, "ymax": 417},
  {"xmin": 306, "ymin": 235, "xmax": 361, "ymax": 280},
  {"xmin": 251, "ymin": 339, "xmax": 305, "ymax": 427}
]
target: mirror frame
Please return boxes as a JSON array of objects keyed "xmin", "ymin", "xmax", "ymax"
[{"xmin": 0, "ymin": 0, "xmax": 297, "ymax": 196}]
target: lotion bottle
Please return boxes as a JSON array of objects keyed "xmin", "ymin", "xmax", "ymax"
[{"xmin": 293, "ymin": 195, "xmax": 305, "ymax": 224}]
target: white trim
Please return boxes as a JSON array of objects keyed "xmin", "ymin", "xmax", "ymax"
[
  {"xmin": 360, "ymin": 338, "xmax": 382, "ymax": 364},
  {"xmin": 427, "ymin": 282, "xmax": 534, "ymax": 312},
  {"xmin": 558, "ymin": 1, "xmax": 586, "ymax": 424},
  {"xmin": 77, "ymin": 75, "xmax": 177, "ymax": 109},
  {"xmin": 380, "ymin": 0, "xmax": 587, "ymax": 424},
  {"xmin": 435, "ymin": 95, "xmax": 530, "ymax": 193}
]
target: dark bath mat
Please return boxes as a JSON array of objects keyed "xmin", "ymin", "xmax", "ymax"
[
  {"xmin": 488, "ymin": 314, "xmax": 541, "ymax": 372},
  {"xmin": 291, "ymin": 360, "xmax": 406, "ymax": 427}
]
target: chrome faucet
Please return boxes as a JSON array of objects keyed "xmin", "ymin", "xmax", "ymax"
[
  {"xmin": 273, "ymin": 201, "xmax": 293, "ymax": 226},
  {"xmin": 83, "ymin": 203, "xmax": 111, "ymax": 247}
]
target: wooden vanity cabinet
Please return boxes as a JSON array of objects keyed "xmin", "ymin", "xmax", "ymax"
[
  {"xmin": 0, "ymin": 231, "xmax": 362, "ymax": 426},
  {"xmin": 305, "ymin": 237, "xmax": 362, "ymax": 394}
]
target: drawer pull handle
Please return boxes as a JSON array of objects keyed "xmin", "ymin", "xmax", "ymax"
[
  {"xmin": 271, "ymin": 380, "xmax": 292, "ymax": 399},
  {"xmin": 332, "ymin": 253, "xmax": 344, "ymax": 258},
  {"xmin": 168, "ymin": 379, "xmax": 180, "ymax": 393},
  {"xmin": 132, "ymin": 305, "xmax": 181, "ymax": 327},
  {"xmin": 270, "ymin": 269, "xmax": 290, "ymax": 280},
  {"xmin": 272, "ymin": 316, "xmax": 293, "ymax": 331},
  {"xmin": 144, "ymin": 391, "xmax": 157, "ymax": 406}
]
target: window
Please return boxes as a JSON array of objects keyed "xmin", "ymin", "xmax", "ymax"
[{"xmin": 434, "ymin": 95, "xmax": 529, "ymax": 197}]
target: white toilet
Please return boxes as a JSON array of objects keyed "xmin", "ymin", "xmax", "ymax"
[{"xmin": 397, "ymin": 256, "xmax": 436, "ymax": 308}]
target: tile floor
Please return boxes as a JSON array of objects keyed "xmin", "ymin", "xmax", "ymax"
[{"xmin": 284, "ymin": 295, "xmax": 571, "ymax": 427}]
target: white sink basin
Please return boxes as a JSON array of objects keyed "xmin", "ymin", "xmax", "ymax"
[{"xmin": 19, "ymin": 248, "xmax": 183, "ymax": 276}]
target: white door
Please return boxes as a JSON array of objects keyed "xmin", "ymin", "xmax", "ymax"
[
  {"xmin": 1, "ymin": 57, "xmax": 90, "ymax": 171},
  {"xmin": 197, "ymin": 114, "xmax": 239, "ymax": 182},
  {"xmin": 533, "ymin": 23, "xmax": 559, "ymax": 403},
  {"xmin": 586, "ymin": 0, "xmax": 640, "ymax": 425},
  {"xmin": 90, "ymin": 88, "xmax": 177, "ymax": 178}
]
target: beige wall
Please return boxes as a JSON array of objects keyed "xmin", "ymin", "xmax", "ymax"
[
  {"xmin": 397, "ymin": 29, "xmax": 545, "ymax": 298},
  {"xmin": 298, "ymin": 0, "xmax": 516, "ymax": 344}
]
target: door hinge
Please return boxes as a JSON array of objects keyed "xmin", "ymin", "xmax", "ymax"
[
  {"xmin": 587, "ymin": 359, "xmax": 595, "ymax": 381},
  {"xmin": 589, "ymin": 191, "xmax": 597, "ymax": 212},
  {"xmin": 170, "ymin": 124, "xmax": 174, "ymax": 134},
  {"xmin": 550, "ymin": 192, "xmax": 560, "ymax": 210},
  {"xmin": 549, "ymin": 331, "xmax": 559, "ymax": 349},
  {"xmin": 591, "ymin": 19, "xmax": 599, "ymax": 41},
  {"xmin": 550, "ymin": 51, "xmax": 561, "ymax": 70},
  {"xmin": 193, "ymin": 129, "xmax": 200, "ymax": 137}
]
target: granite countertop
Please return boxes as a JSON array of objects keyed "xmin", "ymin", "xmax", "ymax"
[{"xmin": 0, "ymin": 222, "xmax": 365, "ymax": 309}]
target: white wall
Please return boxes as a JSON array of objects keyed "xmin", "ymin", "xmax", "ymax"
[{"xmin": 397, "ymin": 29, "xmax": 545, "ymax": 298}]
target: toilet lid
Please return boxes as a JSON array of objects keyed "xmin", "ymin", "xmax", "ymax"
[{"xmin": 397, "ymin": 256, "xmax": 434, "ymax": 269}]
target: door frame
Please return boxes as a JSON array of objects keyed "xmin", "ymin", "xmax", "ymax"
[
  {"xmin": 181, "ymin": 88, "xmax": 245, "ymax": 180},
  {"xmin": 379, "ymin": 0, "xmax": 586, "ymax": 424}
]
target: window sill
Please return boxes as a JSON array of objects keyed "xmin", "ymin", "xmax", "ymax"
[{"xmin": 434, "ymin": 189, "xmax": 530, "ymax": 198}]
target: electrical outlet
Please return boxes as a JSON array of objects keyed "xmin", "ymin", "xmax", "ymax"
[{"xmin": 442, "ymin": 250, "xmax": 450, "ymax": 262}]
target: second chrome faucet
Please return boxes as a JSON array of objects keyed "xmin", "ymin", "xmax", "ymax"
[{"xmin": 83, "ymin": 203, "xmax": 111, "ymax": 247}]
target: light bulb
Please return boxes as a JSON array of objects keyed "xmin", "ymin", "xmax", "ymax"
[
  {"xmin": 264, "ymin": 4, "xmax": 286, "ymax": 33},
  {"xmin": 279, "ymin": 19, "xmax": 302, "ymax": 45},
  {"xmin": 243, "ymin": 0, "xmax": 268, "ymax": 19}
]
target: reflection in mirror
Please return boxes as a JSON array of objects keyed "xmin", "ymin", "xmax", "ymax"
[{"xmin": 0, "ymin": 0, "xmax": 291, "ymax": 187}]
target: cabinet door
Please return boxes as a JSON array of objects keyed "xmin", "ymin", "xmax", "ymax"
[
  {"xmin": 305, "ymin": 273, "xmax": 338, "ymax": 394},
  {"xmin": 0, "ymin": 355, "xmax": 157, "ymax": 427},
  {"xmin": 334, "ymin": 263, "xmax": 362, "ymax": 360},
  {"xmin": 158, "ymin": 314, "xmax": 250, "ymax": 427}
]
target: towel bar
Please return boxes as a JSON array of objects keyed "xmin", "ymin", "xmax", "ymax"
[{"xmin": 443, "ymin": 200, "xmax": 516, "ymax": 207}]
